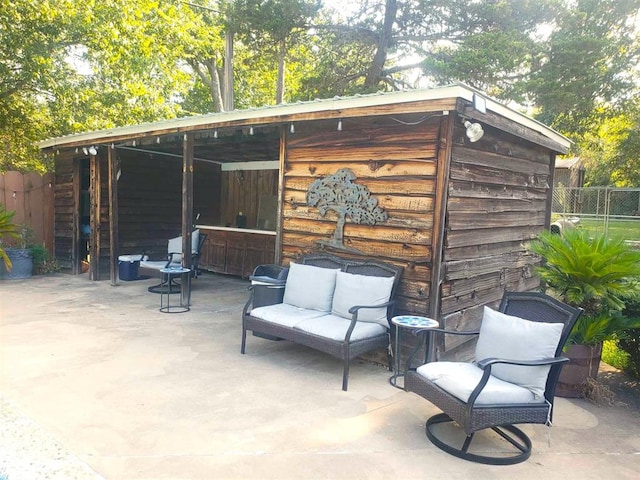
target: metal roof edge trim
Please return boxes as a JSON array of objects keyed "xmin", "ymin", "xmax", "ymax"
[{"xmin": 38, "ymin": 84, "xmax": 570, "ymax": 150}]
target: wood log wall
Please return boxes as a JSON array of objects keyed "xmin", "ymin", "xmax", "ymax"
[
  {"xmin": 281, "ymin": 115, "xmax": 442, "ymax": 316},
  {"xmin": 439, "ymin": 122, "xmax": 552, "ymax": 355},
  {"xmin": 53, "ymin": 155, "xmax": 75, "ymax": 270}
]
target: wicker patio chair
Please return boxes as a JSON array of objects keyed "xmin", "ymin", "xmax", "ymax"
[{"xmin": 405, "ymin": 291, "xmax": 582, "ymax": 465}]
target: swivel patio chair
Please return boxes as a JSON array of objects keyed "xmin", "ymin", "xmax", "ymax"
[
  {"xmin": 405, "ymin": 291, "xmax": 582, "ymax": 465},
  {"xmin": 140, "ymin": 230, "xmax": 207, "ymax": 294}
]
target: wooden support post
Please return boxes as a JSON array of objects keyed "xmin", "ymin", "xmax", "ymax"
[
  {"xmin": 108, "ymin": 146, "xmax": 119, "ymax": 285},
  {"xmin": 89, "ymin": 151, "xmax": 101, "ymax": 281},
  {"xmin": 274, "ymin": 127, "xmax": 286, "ymax": 265},
  {"xmin": 429, "ymin": 113, "xmax": 455, "ymax": 325},
  {"xmin": 182, "ymin": 133, "xmax": 194, "ymax": 270},
  {"xmin": 72, "ymin": 160, "xmax": 81, "ymax": 275}
]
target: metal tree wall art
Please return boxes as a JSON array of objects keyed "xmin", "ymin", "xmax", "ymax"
[{"xmin": 306, "ymin": 168, "xmax": 387, "ymax": 249}]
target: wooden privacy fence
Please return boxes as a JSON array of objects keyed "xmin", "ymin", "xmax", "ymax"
[{"xmin": 0, "ymin": 171, "xmax": 54, "ymax": 253}]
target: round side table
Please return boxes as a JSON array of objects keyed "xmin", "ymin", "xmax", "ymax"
[
  {"xmin": 159, "ymin": 266, "xmax": 191, "ymax": 313},
  {"xmin": 389, "ymin": 315, "xmax": 439, "ymax": 390}
]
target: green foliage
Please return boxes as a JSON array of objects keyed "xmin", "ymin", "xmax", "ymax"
[
  {"xmin": 618, "ymin": 301, "xmax": 640, "ymax": 378},
  {"xmin": 0, "ymin": 206, "xmax": 20, "ymax": 270},
  {"xmin": 601, "ymin": 339, "xmax": 629, "ymax": 371},
  {"xmin": 1, "ymin": 0, "xmax": 639, "ymax": 183},
  {"xmin": 28, "ymin": 243, "xmax": 59, "ymax": 275},
  {"xmin": 527, "ymin": 229, "xmax": 640, "ymax": 344}
]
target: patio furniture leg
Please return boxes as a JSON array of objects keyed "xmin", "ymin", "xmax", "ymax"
[
  {"xmin": 342, "ymin": 360, "xmax": 349, "ymax": 391},
  {"xmin": 425, "ymin": 413, "xmax": 533, "ymax": 465}
]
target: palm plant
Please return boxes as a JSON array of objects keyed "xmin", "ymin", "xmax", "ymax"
[
  {"xmin": 527, "ymin": 228, "xmax": 640, "ymax": 345},
  {"xmin": 0, "ymin": 205, "xmax": 20, "ymax": 270}
]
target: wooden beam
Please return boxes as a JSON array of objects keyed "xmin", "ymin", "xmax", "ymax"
[
  {"xmin": 429, "ymin": 112, "xmax": 455, "ymax": 322},
  {"xmin": 72, "ymin": 160, "xmax": 81, "ymax": 275},
  {"xmin": 108, "ymin": 146, "xmax": 119, "ymax": 285},
  {"xmin": 182, "ymin": 133, "xmax": 194, "ymax": 272},
  {"xmin": 89, "ymin": 152, "xmax": 100, "ymax": 281},
  {"xmin": 275, "ymin": 127, "xmax": 286, "ymax": 264}
]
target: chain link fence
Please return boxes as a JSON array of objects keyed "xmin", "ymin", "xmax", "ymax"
[{"xmin": 552, "ymin": 186, "xmax": 640, "ymax": 242}]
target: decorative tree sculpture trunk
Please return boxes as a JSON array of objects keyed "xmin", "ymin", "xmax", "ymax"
[{"xmin": 306, "ymin": 168, "xmax": 387, "ymax": 251}]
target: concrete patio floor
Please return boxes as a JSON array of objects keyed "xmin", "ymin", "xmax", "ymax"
[{"xmin": 1, "ymin": 273, "xmax": 639, "ymax": 480}]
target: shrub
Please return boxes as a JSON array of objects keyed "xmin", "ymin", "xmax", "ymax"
[
  {"xmin": 29, "ymin": 243, "xmax": 60, "ymax": 275},
  {"xmin": 619, "ymin": 300, "xmax": 640, "ymax": 379}
]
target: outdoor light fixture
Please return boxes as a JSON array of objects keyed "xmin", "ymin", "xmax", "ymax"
[
  {"xmin": 290, "ymin": 123, "xmax": 295, "ymax": 134},
  {"xmin": 88, "ymin": 146, "xmax": 98, "ymax": 156},
  {"xmin": 337, "ymin": 119, "xmax": 343, "ymax": 131},
  {"xmin": 249, "ymin": 127, "xmax": 254, "ymax": 135},
  {"xmin": 82, "ymin": 147, "xmax": 88, "ymax": 155},
  {"xmin": 464, "ymin": 120, "xmax": 484, "ymax": 142},
  {"xmin": 213, "ymin": 130, "xmax": 218, "ymax": 139}
]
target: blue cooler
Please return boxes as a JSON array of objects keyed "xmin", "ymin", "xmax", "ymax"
[{"xmin": 118, "ymin": 255, "xmax": 147, "ymax": 281}]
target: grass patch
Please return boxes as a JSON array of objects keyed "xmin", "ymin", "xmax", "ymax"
[
  {"xmin": 602, "ymin": 339, "xmax": 630, "ymax": 370},
  {"xmin": 571, "ymin": 217, "xmax": 640, "ymax": 242}
]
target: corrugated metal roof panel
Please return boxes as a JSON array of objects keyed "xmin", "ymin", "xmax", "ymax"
[{"xmin": 38, "ymin": 84, "xmax": 570, "ymax": 151}]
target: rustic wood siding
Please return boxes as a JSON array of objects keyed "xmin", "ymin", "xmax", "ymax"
[
  {"xmin": 53, "ymin": 156, "xmax": 75, "ymax": 269},
  {"xmin": 281, "ymin": 115, "xmax": 443, "ymax": 315},
  {"xmin": 439, "ymin": 122, "xmax": 552, "ymax": 354}
]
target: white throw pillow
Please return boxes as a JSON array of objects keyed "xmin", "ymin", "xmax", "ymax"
[
  {"xmin": 331, "ymin": 271, "xmax": 394, "ymax": 326},
  {"xmin": 282, "ymin": 262, "xmax": 339, "ymax": 312},
  {"xmin": 475, "ymin": 306, "xmax": 564, "ymax": 399}
]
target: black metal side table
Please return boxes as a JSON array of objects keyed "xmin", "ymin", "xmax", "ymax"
[
  {"xmin": 159, "ymin": 266, "xmax": 191, "ymax": 313},
  {"xmin": 389, "ymin": 315, "xmax": 439, "ymax": 390}
]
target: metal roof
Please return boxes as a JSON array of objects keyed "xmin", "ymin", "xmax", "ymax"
[{"xmin": 38, "ymin": 83, "xmax": 571, "ymax": 151}]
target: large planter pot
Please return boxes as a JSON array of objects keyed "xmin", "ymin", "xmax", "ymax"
[
  {"xmin": 0, "ymin": 248, "xmax": 33, "ymax": 280},
  {"xmin": 556, "ymin": 343, "xmax": 602, "ymax": 398}
]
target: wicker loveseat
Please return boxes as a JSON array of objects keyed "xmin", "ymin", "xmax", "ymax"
[{"xmin": 241, "ymin": 254, "xmax": 403, "ymax": 390}]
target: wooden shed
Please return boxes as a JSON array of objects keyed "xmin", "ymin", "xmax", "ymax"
[{"xmin": 39, "ymin": 84, "xmax": 570, "ymax": 358}]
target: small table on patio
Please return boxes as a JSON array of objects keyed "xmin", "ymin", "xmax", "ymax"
[
  {"xmin": 159, "ymin": 266, "xmax": 191, "ymax": 313},
  {"xmin": 389, "ymin": 315, "xmax": 439, "ymax": 390}
]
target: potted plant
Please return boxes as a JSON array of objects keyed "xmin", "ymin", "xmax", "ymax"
[
  {"xmin": 0, "ymin": 206, "xmax": 33, "ymax": 279},
  {"xmin": 527, "ymin": 228, "xmax": 640, "ymax": 397}
]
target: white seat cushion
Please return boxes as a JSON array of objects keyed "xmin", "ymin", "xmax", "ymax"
[
  {"xmin": 293, "ymin": 314, "xmax": 387, "ymax": 342},
  {"xmin": 139, "ymin": 259, "xmax": 169, "ymax": 271},
  {"xmin": 475, "ymin": 306, "xmax": 564, "ymax": 399},
  {"xmin": 250, "ymin": 303, "xmax": 328, "ymax": 328},
  {"xmin": 282, "ymin": 263, "xmax": 340, "ymax": 312},
  {"xmin": 416, "ymin": 362, "xmax": 543, "ymax": 405},
  {"xmin": 331, "ymin": 271, "xmax": 394, "ymax": 327}
]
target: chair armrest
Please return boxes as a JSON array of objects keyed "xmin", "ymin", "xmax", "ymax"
[
  {"xmin": 465, "ymin": 355, "xmax": 570, "ymax": 409},
  {"xmin": 347, "ymin": 300, "xmax": 395, "ymax": 315},
  {"xmin": 242, "ymin": 285, "xmax": 255, "ymax": 316},
  {"xmin": 342, "ymin": 300, "xmax": 396, "ymax": 343},
  {"xmin": 476, "ymin": 356, "xmax": 569, "ymax": 369},
  {"xmin": 165, "ymin": 252, "xmax": 180, "ymax": 268}
]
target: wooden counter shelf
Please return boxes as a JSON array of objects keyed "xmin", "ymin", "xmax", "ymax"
[{"xmin": 197, "ymin": 226, "xmax": 276, "ymax": 278}]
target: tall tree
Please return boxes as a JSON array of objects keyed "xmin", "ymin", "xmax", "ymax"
[{"xmin": 224, "ymin": 0, "xmax": 321, "ymax": 104}]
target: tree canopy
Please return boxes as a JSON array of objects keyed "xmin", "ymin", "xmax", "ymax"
[{"xmin": 1, "ymin": 0, "xmax": 638, "ymax": 184}]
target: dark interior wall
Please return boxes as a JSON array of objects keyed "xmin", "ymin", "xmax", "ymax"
[
  {"xmin": 115, "ymin": 151, "xmax": 222, "ymax": 259},
  {"xmin": 194, "ymin": 160, "xmax": 222, "ymax": 226},
  {"xmin": 220, "ymin": 169, "xmax": 278, "ymax": 229}
]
